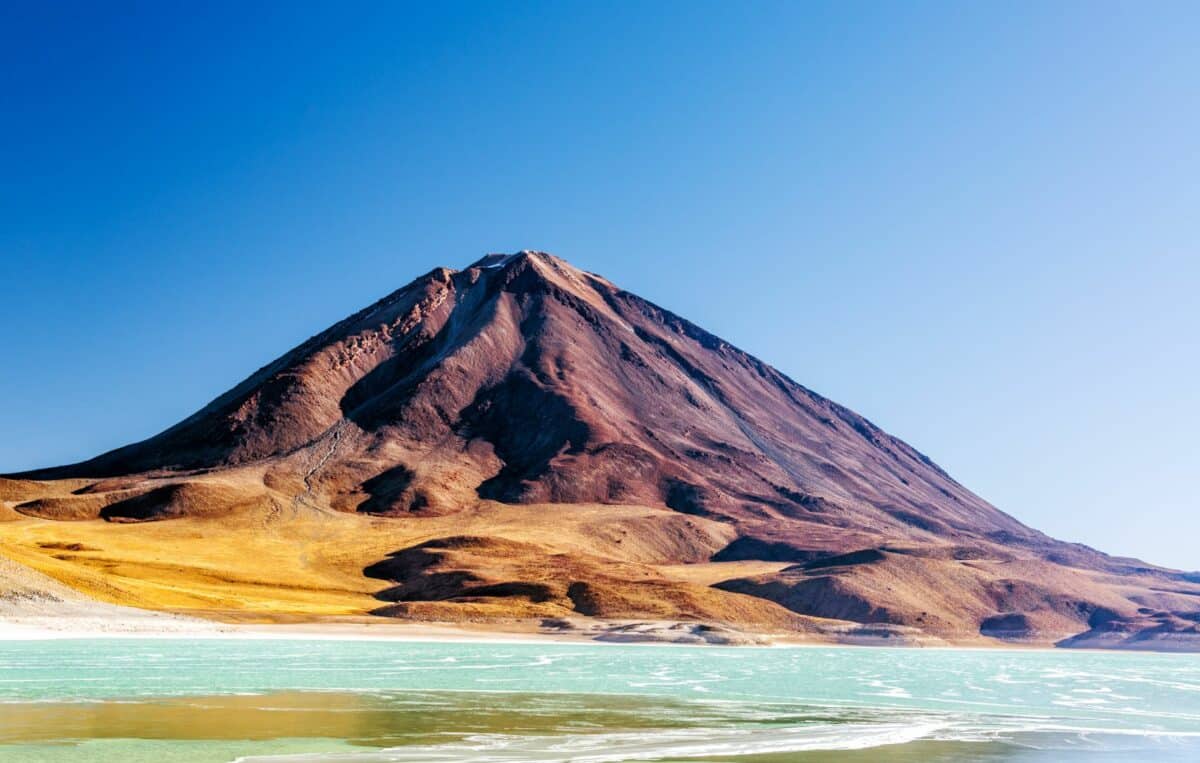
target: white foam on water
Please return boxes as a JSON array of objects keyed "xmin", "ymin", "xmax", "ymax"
[
  {"xmin": 233, "ymin": 721, "xmax": 949, "ymax": 762},
  {"xmin": 229, "ymin": 713, "xmax": 1200, "ymax": 763}
]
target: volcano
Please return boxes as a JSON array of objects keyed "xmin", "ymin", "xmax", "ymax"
[{"xmin": 4, "ymin": 251, "xmax": 1197, "ymax": 649}]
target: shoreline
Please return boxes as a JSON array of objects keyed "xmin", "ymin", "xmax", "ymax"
[
  {"xmin": 0, "ymin": 613, "xmax": 1116, "ymax": 652},
  {"xmin": 0, "ymin": 617, "xmax": 586, "ymax": 645},
  {"xmin": 0, "ymin": 613, "xmax": 885, "ymax": 646},
  {"xmin": 7, "ymin": 611, "xmax": 1200, "ymax": 656},
  {"xmin": 6, "ymin": 618, "xmax": 1195, "ymax": 655}
]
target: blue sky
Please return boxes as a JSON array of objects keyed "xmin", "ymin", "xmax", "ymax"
[{"xmin": 2, "ymin": 2, "xmax": 1196, "ymax": 569}]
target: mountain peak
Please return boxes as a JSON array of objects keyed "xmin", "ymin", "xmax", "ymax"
[
  {"xmin": 8, "ymin": 250, "xmax": 1197, "ymax": 648},
  {"xmin": 463, "ymin": 250, "xmax": 603, "ymax": 303},
  {"xmin": 468, "ymin": 250, "xmax": 559, "ymax": 270},
  {"xmin": 17, "ymin": 249, "xmax": 1023, "ymax": 543}
]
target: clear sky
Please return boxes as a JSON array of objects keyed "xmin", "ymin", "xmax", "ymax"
[{"xmin": 2, "ymin": 3, "xmax": 1196, "ymax": 569}]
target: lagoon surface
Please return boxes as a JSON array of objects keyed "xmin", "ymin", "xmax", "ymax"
[{"xmin": 1, "ymin": 639, "xmax": 1198, "ymax": 762}]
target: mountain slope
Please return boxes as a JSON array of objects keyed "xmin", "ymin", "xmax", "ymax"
[
  {"xmin": 19, "ymin": 252, "xmax": 1031, "ymax": 538},
  {"xmin": 5, "ymin": 251, "xmax": 1198, "ymax": 648}
]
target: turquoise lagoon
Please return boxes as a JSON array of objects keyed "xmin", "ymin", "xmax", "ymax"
[{"xmin": 1, "ymin": 638, "xmax": 1198, "ymax": 762}]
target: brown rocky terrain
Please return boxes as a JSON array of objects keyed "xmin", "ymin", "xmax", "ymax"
[{"xmin": 3, "ymin": 251, "xmax": 1197, "ymax": 648}]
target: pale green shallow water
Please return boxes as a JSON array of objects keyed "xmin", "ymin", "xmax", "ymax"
[{"xmin": 1, "ymin": 639, "xmax": 1198, "ymax": 762}]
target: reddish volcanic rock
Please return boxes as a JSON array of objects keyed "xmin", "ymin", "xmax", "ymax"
[
  {"xmin": 20, "ymin": 252, "xmax": 1033, "ymax": 538},
  {"xmin": 8, "ymin": 251, "xmax": 1200, "ymax": 648}
]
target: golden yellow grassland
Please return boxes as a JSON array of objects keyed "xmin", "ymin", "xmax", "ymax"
[{"xmin": 0, "ymin": 490, "xmax": 793, "ymax": 627}]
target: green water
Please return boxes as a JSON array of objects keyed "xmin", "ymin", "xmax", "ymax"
[{"xmin": 1, "ymin": 639, "xmax": 1198, "ymax": 761}]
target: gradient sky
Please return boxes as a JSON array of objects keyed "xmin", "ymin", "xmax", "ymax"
[{"xmin": 2, "ymin": 2, "xmax": 1197, "ymax": 569}]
